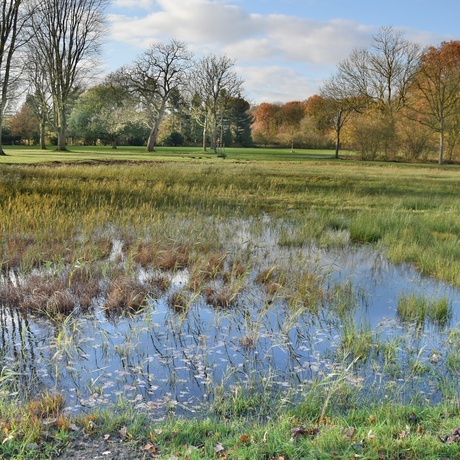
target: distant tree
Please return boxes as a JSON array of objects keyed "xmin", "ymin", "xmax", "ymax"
[
  {"xmin": 69, "ymin": 82, "xmax": 138, "ymax": 148},
  {"xmin": 220, "ymin": 96, "xmax": 253, "ymax": 147},
  {"xmin": 24, "ymin": 53, "xmax": 54, "ymax": 149},
  {"xmin": 276, "ymin": 101, "xmax": 306, "ymax": 151},
  {"xmin": 10, "ymin": 98, "xmax": 40, "ymax": 144},
  {"xmin": 318, "ymin": 78, "xmax": 361, "ymax": 158},
  {"xmin": 410, "ymin": 41, "xmax": 460, "ymax": 164},
  {"xmin": 326, "ymin": 26, "xmax": 423, "ymax": 158},
  {"xmin": 189, "ymin": 54, "xmax": 244, "ymax": 152},
  {"xmin": 29, "ymin": 0, "xmax": 109, "ymax": 151},
  {"xmin": 251, "ymin": 103, "xmax": 281, "ymax": 146},
  {"xmin": 116, "ymin": 39, "xmax": 192, "ymax": 152}
]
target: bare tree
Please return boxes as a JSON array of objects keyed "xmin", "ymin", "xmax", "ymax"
[
  {"xmin": 0, "ymin": 0, "xmax": 31, "ymax": 155},
  {"xmin": 335, "ymin": 26, "xmax": 423, "ymax": 116},
  {"xmin": 325, "ymin": 26, "xmax": 423, "ymax": 158},
  {"xmin": 189, "ymin": 54, "xmax": 244, "ymax": 152},
  {"xmin": 320, "ymin": 75, "xmax": 363, "ymax": 158},
  {"xmin": 116, "ymin": 39, "xmax": 192, "ymax": 152},
  {"xmin": 29, "ymin": 0, "xmax": 108, "ymax": 151},
  {"xmin": 24, "ymin": 51, "xmax": 53, "ymax": 149}
]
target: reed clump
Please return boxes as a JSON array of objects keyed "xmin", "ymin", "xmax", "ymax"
[
  {"xmin": 397, "ymin": 292, "xmax": 452, "ymax": 328},
  {"xmin": 104, "ymin": 274, "xmax": 150, "ymax": 311}
]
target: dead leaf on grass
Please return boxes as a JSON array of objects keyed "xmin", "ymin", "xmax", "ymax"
[
  {"xmin": 438, "ymin": 427, "xmax": 460, "ymax": 443},
  {"xmin": 142, "ymin": 442, "xmax": 161, "ymax": 455},
  {"xmin": 344, "ymin": 426, "xmax": 355, "ymax": 440},
  {"xmin": 290, "ymin": 426, "xmax": 320, "ymax": 440},
  {"xmin": 213, "ymin": 442, "xmax": 225, "ymax": 453}
]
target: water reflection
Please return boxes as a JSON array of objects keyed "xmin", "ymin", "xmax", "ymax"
[{"xmin": 1, "ymin": 237, "xmax": 460, "ymax": 418}]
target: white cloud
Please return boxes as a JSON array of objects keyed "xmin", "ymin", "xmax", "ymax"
[
  {"xmin": 105, "ymin": 0, "xmax": 431, "ymax": 102},
  {"xmin": 113, "ymin": 0, "xmax": 154, "ymax": 9},
  {"xmin": 239, "ymin": 66, "xmax": 320, "ymax": 104}
]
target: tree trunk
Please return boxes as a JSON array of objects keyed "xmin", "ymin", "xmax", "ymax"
[
  {"xmin": 56, "ymin": 108, "xmax": 67, "ymax": 151},
  {"xmin": 202, "ymin": 118, "xmax": 207, "ymax": 151},
  {"xmin": 0, "ymin": 120, "xmax": 7, "ymax": 155},
  {"xmin": 335, "ymin": 111, "xmax": 342, "ymax": 159},
  {"xmin": 40, "ymin": 115, "xmax": 47, "ymax": 150},
  {"xmin": 146, "ymin": 126, "xmax": 156, "ymax": 152},
  {"xmin": 439, "ymin": 129, "xmax": 444, "ymax": 165}
]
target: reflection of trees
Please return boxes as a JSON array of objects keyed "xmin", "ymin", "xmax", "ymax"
[{"xmin": 0, "ymin": 306, "xmax": 46, "ymax": 395}]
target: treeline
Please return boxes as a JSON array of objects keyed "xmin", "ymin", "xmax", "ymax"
[
  {"xmin": 251, "ymin": 28, "xmax": 460, "ymax": 164},
  {"xmin": 0, "ymin": 1, "xmax": 251, "ymax": 154},
  {"xmin": 2, "ymin": 1, "xmax": 460, "ymax": 164}
]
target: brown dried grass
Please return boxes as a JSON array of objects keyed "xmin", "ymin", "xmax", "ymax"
[{"xmin": 104, "ymin": 275, "xmax": 149, "ymax": 311}]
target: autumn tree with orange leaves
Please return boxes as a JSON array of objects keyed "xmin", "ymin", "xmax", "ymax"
[
  {"xmin": 251, "ymin": 102, "xmax": 281, "ymax": 146},
  {"xmin": 410, "ymin": 40, "xmax": 460, "ymax": 164}
]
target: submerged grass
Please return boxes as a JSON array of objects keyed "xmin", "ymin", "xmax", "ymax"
[{"xmin": 397, "ymin": 292, "xmax": 452, "ymax": 328}]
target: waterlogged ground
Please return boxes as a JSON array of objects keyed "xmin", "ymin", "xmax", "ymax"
[{"xmin": 1, "ymin": 218, "xmax": 460, "ymax": 420}]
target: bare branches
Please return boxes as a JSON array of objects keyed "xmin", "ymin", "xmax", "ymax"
[
  {"xmin": 28, "ymin": 0, "xmax": 109, "ymax": 150},
  {"xmin": 189, "ymin": 54, "xmax": 244, "ymax": 152},
  {"xmin": 115, "ymin": 39, "xmax": 193, "ymax": 152}
]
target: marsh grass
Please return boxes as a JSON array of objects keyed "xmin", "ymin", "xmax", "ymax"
[
  {"xmin": 1, "ymin": 157, "xmax": 460, "ymax": 458},
  {"xmin": 397, "ymin": 292, "xmax": 452, "ymax": 328}
]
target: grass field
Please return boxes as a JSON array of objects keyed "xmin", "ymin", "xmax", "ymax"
[
  {"xmin": 0, "ymin": 145, "xmax": 338, "ymax": 163},
  {"xmin": 1, "ymin": 146, "xmax": 460, "ymax": 458}
]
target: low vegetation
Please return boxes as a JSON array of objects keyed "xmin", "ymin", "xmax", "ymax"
[{"xmin": 0, "ymin": 148, "xmax": 459, "ymax": 458}]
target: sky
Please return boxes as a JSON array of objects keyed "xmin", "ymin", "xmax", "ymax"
[{"xmin": 104, "ymin": 0, "xmax": 460, "ymax": 105}]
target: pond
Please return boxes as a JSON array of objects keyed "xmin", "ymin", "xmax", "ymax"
[{"xmin": 1, "ymin": 219, "xmax": 460, "ymax": 420}]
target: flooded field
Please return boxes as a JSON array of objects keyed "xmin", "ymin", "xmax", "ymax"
[{"xmin": 1, "ymin": 218, "xmax": 459, "ymax": 420}]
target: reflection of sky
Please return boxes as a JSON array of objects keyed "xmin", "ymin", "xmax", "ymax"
[{"xmin": 1, "ymin": 224, "xmax": 460, "ymax": 418}]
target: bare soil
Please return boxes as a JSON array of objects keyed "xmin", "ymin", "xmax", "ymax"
[{"xmin": 55, "ymin": 436, "xmax": 151, "ymax": 460}]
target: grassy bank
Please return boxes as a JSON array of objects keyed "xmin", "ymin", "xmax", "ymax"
[{"xmin": 2, "ymin": 387, "xmax": 460, "ymax": 459}]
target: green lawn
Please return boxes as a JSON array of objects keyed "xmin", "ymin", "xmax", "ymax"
[{"xmin": 0, "ymin": 144, "xmax": 338, "ymax": 163}]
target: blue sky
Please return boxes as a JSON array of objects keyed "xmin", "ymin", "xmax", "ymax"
[{"xmin": 105, "ymin": 0, "xmax": 459, "ymax": 104}]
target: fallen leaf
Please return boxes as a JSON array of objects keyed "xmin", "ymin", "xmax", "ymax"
[
  {"xmin": 438, "ymin": 427, "xmax": 460, "ymax": 444},
  {"xmin": 399, "ymin": 430, "xmax": 408, "ymax": 439},
  {"xmin": 87, "ymin": 420, "xmax": 97, "ymax": 431},
  {"xmin": 214, "ymin": 442, "xmax": 225, "ymax": 453},
  {"xmin": 344, "ymin": 426, "xmax": 355, "ymax": 440},
  {"xmin": 368, "ymin": 414, "xmax": 377, "ymax": 424},
  {"xmin": 142, "ymin": 443, "xmax": 161, "ymax": 454},
  {"xmin": 118, "ymin": 426, "xmax": 132, "ymax": 441},
  {"xmin": 42, "ymin": 418, "xmax": 57, "ymax": 426},
  {"xmin": 290, "ymin": 426, "xmax": 320, "ymax": 440},
  {"xmin": 240, "ymin": 434, "xmax": 250, "ymax": 443},
  {"xmin": 262, "ymin": 430, "xmax": 268, "ymax": 443},
  {"xmin": 2, "ymin": 434, "xmax": 13, "ymax": 444}
]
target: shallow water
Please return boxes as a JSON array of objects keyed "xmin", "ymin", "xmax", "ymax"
[{"xmin": 1, "ymin": 224, "xmax": 460, "ymax": 419}]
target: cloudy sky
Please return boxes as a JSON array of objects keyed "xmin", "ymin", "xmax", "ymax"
[{"xmin": 105, "ymin": 0, "xmax": 459, "ymax": 104}]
